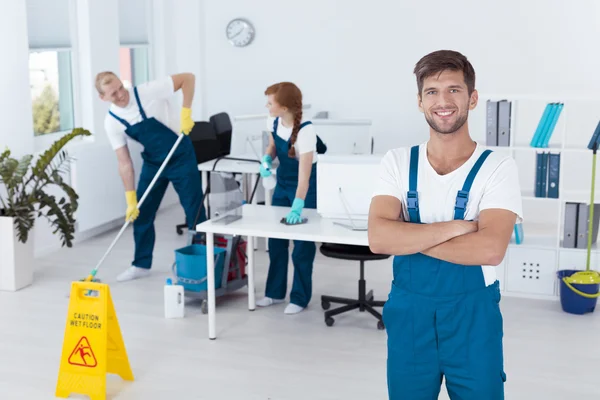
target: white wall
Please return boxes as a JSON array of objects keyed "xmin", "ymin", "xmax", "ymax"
[
  {"xmin": 196, "ymin": 0, "xmax": 600, "ymax": 152},
  {"xmin": 0, "ymin": 0, "xmax": 56, "ymax": 254},
  {"xmin": 0, "ymin": 1, "xmax": 34, "ymax": 158}
]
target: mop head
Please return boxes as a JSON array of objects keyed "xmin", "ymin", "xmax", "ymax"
[
  {"xmin": 280, "ymin": 217, "xmax": 308, "ymax": 225},
  {"xmin": 564, "ymin": 271, "xmax": 600, "ymax": 284}
]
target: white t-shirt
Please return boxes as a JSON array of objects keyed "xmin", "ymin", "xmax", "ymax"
[
  {"xmin": 104, "ymin": 76, "xmax": 180, "ymax": 150},
  {"xmin": 266, "ymin": 116, "xmax": 317, "ymax": 163},
  {"xmin": 372, "ymin": 141, "xmax": 524, "ymax": 286}
]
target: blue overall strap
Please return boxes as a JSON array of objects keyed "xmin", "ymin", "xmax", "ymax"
[
  {"xmin": 406, "ymin": 145, "xmax": 421, "ymax": 223},
  {"xmin": 297, "ymin": 121, "xmax": 327, "ymax": 154},
  {"xmin": 108, "ymin": 111, "xmax": 131, "ymax": 128},
  {"xmin": 454, "ymin": 149, "xmax": 493, "ymax": 220},
  {"xmin": 272, "ymin": 117, "xmax": 279, "ymax": 134},
  {"xmin": 133, "ymin": 87, "xmax": 147, "ymax": 120}
]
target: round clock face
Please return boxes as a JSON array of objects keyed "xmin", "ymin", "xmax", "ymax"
[{"xmin": 226, "ymin": 18, "xmax": 255, "ymax": 47}]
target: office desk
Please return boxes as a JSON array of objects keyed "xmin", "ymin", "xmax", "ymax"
[
  {"xmin": 195, "ymin": 204, "xmax": 369, "ymax": 339},
  {"xmin": 197, "ymin": 154, "xmax": 273, "ymax": 249}
]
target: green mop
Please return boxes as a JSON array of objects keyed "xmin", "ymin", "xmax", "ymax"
[{"xmin": 562, "ymin": 132, "xmax": 600, "ymax": 298}]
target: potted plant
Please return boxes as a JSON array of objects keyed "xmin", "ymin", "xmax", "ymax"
[{"xmin": 0, "ymin": 128, "xmax": 91, "ymax": 291}]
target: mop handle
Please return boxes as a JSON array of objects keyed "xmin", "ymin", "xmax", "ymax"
[
  {"xmin": 89, "ymin": 133, "xmax": 186, "ymax": 276},
  {"xmin": 586, "ymin": 145, "xmax": 597, "ymax": 271}
]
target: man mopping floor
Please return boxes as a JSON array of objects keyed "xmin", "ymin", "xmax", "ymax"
[{"xmin": 96, "ymin": 71, "xmax": 206, "ymax": 282}]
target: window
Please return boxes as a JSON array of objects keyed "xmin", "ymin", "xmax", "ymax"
[
  {"xmin": 118, "ymin": 0, "xmax": 152, "ymax": 87},
  {"xmin": 119, "ymin": 46, "xmax": 150, "ymax": 88},
  {"xmin": 29, "ymin": 50, "xmax": 75, "ymax": 136}
]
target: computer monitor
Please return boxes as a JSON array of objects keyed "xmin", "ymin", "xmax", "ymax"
[{"xmin": 316, "ymin": 154, "xmax": 383, "ymax": 221}]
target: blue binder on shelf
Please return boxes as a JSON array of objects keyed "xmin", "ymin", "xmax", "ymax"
[
  {"xmin": 540, "ymin": 152, "xmax": 548, "ymax": 196},
  {"xmin": 539, "ymin": 103, "xmax": 563, "ymax": 148},
  {"xmin": 547, "ymin": 153, "xmax": 560, "ymax": 198},
  {"xmin": 535, "ymin": 153, "xmax": 544, "ymax": 197},
  {"xmin": 533, "ymin": 103, "xmax": 557, "ymax": 147},
  {"xmin": 530, "ymin": 104, "xmax": 553, "ymax": 147}
]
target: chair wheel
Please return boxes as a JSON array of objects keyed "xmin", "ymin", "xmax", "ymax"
[
  {"xmin": 377, "ymin": 320, "xmax": 385, "ymax": 330},
  {"xmin": 176, "ymin": 227, "xmax": 183, "ymax": 235},
  {"xmin": 325, "ymin": 317, "xmax": 335, "ymax": 327},
  {"xmin": 321, "ymin": 300, "xmax": 330, "ymax": 310},
  {"xmin": 201, "ymin": 300, "xmax": 208, "ymax": 314}
]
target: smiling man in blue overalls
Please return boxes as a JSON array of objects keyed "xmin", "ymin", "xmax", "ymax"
[
  {"xmin": 369, "ymin": 50, "xmax": 523, "ymax": 399},
  {"xmin": 96, "ymin": 71, "xmax": 206, "ymax": 282}
]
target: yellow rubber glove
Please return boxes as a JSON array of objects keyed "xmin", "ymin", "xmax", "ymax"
[
  {"xmin": 180, "ymin": 107, "xmax": 194, "ymax": 135},
  {"xmin": 125, "ymin": 190, "xmax": 139, "ymax": 222}
]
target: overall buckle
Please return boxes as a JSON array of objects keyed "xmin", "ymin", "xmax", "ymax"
[
  {"xmin": 455, "ymin": 190, "xmax": 469, "ymax": 210},
  {"xmin": 407, "ymin": 191, "xmax": 418, "ymax": 209}
]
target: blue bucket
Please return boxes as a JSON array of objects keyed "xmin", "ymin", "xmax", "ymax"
[
  {"xmin": 174, "ymin": 244, "xmax": 226, "ymax": 292},
  {"xmin": 557, "ymin": 269, "xmax": 599, "ymax": 315}
]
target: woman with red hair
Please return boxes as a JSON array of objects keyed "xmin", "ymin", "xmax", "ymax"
[{"xmin": 257, "ymin": 82, "xmax": 326, "ymax": 314}]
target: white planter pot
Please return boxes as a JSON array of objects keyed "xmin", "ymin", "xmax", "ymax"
[{"xmin": 0, "ymin": 216, "xmax": 34, "ymax": 291}]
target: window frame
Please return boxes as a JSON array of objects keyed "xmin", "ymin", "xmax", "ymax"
[
  {"xmin": 119, "ymin": 43, "xmax": 153, "ymax": 88},
  {"xmin": 29, "ymin": 46, "xmax": 82, "ymax": 151},
  {"xmin": 31, "ymin": 0, "xmax": 84, "ymax": 152}
]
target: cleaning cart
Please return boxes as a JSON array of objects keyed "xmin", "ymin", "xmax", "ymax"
[
  {"xmin": 171, "ymin": 171, "xmax": 248, "ymax": 314},
  {"xmin": 557, "ymin": 121, "xmax": 600, "ymax": 314}
]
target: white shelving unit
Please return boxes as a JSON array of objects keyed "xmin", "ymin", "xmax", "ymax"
[{"xmin": 473, "ymin": 95, "xmax": 600, "ymax": 300}]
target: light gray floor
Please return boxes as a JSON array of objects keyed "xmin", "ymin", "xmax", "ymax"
[{"xmin": 1, "ymin": 205, "xmax": 599, "ymax": 400}]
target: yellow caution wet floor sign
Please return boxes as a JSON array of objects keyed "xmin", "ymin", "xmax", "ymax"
[{"xmin": 56, "ymin": 281, "xmax": 133, "ymax": 400}]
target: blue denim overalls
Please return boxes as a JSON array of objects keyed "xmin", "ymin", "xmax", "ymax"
[
  {"xmin": 109, "ymin": 87, "xmax": 206, "ymax": 269},
  {"xmin": 383, "ymin": 145, "xmax": 506, "ymax": 399}
]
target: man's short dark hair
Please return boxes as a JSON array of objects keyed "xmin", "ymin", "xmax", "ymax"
[{"xmin": 413, "ymin": 50, "xmax": 476, "ymax": 97}]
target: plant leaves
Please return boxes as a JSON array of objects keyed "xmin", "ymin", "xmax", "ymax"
[
  {"xmin": 1, "ymin": 128, "xmax": 91, "ymax": 246},
  {"xmin": 0, "ymin": 157, "xmax": 19, "ymax": 187},
  {"xmin": 14, "ymin": 154, "xmax": 32, "ymax": 182},
  {"xmin": 33, "ymin": 128, "xmax": 91, "ymax": 177}
]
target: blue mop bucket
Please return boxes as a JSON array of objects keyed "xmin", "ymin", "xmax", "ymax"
[
  {"xmin": 557, "ymin": 269, "xmax": 599, "ymax": 315},
  {"xmin": 174, "ymin": 244, "xmax": 226, "ymax": 292}
]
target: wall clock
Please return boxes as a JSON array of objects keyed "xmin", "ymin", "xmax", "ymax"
[{"xmin": 226, "ymin": 18, "xmax": 255, "ymax": 48}]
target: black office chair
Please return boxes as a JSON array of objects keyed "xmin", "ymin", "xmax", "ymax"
[
  {"xmin": 176, "ymin": 121, "xmax": 221, "ymax": 235},
  {"xmin": 319, "ymin": 243, "xmax": 390, "ymax": 330}
]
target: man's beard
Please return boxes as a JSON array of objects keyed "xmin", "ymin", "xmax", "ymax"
[{"xmin": 425, "ymin": 110, "xmax": 468, "ymax": 134}]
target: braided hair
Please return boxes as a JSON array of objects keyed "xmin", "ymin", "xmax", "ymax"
[
  {"xmin": 264, "ymin": 82, "xmax": 303, "ymax": 158},
  {"xmin": 288, "ymin": 104, "xmax": 303, "ymax": 158}
]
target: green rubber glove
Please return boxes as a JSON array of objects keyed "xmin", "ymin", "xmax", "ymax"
[
  {"xmin": 286, "ymin": 198, "xmax": 304, "ymax": 224},
  {"xmin": 260, "ymin": 154, "xmax": 272, "ymax": 178}
]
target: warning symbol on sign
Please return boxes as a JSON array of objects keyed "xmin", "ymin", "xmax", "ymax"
[{"xmin": 68, "ymin": 336, "xmax": 97, "ymax": 368}]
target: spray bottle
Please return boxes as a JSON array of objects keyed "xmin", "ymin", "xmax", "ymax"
[{"xmin": 262, "ymin": 162, "xmax": 277, "ymax": 190}]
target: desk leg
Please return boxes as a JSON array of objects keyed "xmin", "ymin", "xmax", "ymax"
[
  {"xmin": 206, "ymin": 232, "xmax": 216, "ymax": 340},
  {"xmin": 250, "ymin": 174, "xmax": 259, "ymax": 251},
  {"xmin": 247, "ymin": 235, "xmax": 255, "ymax": 311},
  {"xmin": 264, "ymin": 188, "xmax": 271, "ymax": 252},
  {"xmin": 202, "ymin": 171, "xmax": 209, "ymax": 217}
]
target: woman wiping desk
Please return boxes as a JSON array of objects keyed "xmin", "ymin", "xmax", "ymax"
[{"xmin": 256, "ymin": 81, "xmax": 326, "ymax": 314}]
